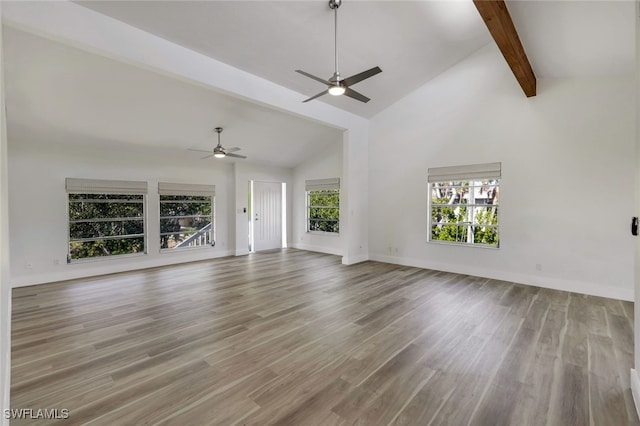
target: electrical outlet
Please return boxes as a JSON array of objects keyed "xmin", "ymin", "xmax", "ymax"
[
  {"xmin": 53, "ymin": 259, "xmax": 60, "ymax": 265},
  {"xmin": 536, "ymin": 263, "xmax": 542, "ymax": 271},
  {"xmin": 25, "ymin": 262, "xmax": 33, "ymax": 270}
]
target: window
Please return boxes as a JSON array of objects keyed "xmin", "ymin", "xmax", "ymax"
[
  {"xmin": 158, "ymin": 182, "xmax": 215, "ymax": 250},
  {"xmin": 428, "ymin": 163, "xmax": 501, "ymax": 247},
  {"xmin": 66, "ymin": 178, "xmax": 147, "ymax": 261},
  {"xmin": 305, "ymin": 178, "xmax": 340, "ymax": 233}
]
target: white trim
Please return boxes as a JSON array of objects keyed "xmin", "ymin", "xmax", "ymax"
[
  {"xmin": 158, "ymin": 182, "xmax": 215, "ymax": 196},
  {"xmin": 342, "ymin": 254, "xmax": 369, "ymax": 265},
  {"xmin": 305, "ymin": 178, "xmax": 340, "ymax": 191},
  {"xmin": 66, "ymin": 178, "xmax": 148, "ymax": 194},
  {"xmin": 428, "ymin": 240, "xmax": 499, "ymax": 250},
  {"xmin": 631, "ymin": 369, "xmax": 640, "ymax": 420},
  {"xmin": 290, "ymin": 243, "xmax": 342, "ymax": 256},
  {"xmin": 235, "ymin": 248, "xmax": 250, "ymax": 256},
  {"xmin": 10, "ymin": 250, "xmax": 234, "ymax": 288},
  {"xmin": 68, "ymin": 251, "xmax": 146, "ymax": 264},
  {"xmin": 427, "ymin": 162, "xmax": 501, "ymax": 183},
  {"xmin": 160, "ymin": 244, "xmax": 214, "ymax": 253},
  {"xmin": 369, "ymin": 253, "xmax": 633, "ymax": 301}
]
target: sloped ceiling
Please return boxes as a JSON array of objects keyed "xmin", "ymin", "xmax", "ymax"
[
  {"xmin": 507, "ymin": 1, "xmax": 634, "ymax": 78},
  {"xmin": 3, "ymin": 1, "xmax": 635, "ymax": 168},
  {"xmin": 3, "ymin": 27, "xmax": 343, "ymax": 168},
  {"xmin": 75, "ymin": 0, "xmax": 492, "ymax": 118}
]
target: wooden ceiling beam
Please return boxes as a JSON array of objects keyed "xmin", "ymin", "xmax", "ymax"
[{"xmin": 473, "ymin": 0, "xmax": 536, "ymax": 97}]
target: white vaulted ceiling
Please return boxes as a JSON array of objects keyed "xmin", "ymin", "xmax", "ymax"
[
  {"xmin": 2, "ymin": 1, "xmax": 635, "ymax": 167},
  {"xmin": 75, "ymin": 0, "xmax": 492, "ymax": 118},
  {"xmin": 507, "ymin": 1, "xmax": 634, "ymax": 78},
  {"xmin": 3, "ymin": 27, "xmax": 344, "ymax": 168}
]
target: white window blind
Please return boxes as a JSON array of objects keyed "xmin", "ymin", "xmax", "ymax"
[
  {"xmin": 305, "ymin": 178, "xmax": 340, "ymax": 191},
  {"xmin": 158, "ymin": 182, "xmax": 215, "ymax": 196},
  {"xmin": 427, "ymin": 162, "xmax": 501, "ymax": 183},
  {"xmin": 65, "ymin": 178, "xmax": 148, "ymax": 195}
]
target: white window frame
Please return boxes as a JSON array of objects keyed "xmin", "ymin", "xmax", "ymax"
[
  {"xmin": 66, "ymin": 178, "xmax": 148, "ymax": 262},
  {"xmin": 427, "ymin": 163, "xmax": 501, "ymax": 248},
  {"xmin": 158, "ymin": 182, "xmax": 215, "ymax": 251},
  {"xmin": 305, "ymin": 178, "xmax": 340, "ymax": 235}
]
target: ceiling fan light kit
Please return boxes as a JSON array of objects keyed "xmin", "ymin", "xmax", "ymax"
[
  {"xmin": 296, "ymin": 0, "xmax": 382, "ymax": 104},
  {"xmin": 328, "ymin": 85, "xmax": 345, "ymax": 96},
  {"xmin": 188, "ymin": 127, "xmax": 247, "ymax": 160}
]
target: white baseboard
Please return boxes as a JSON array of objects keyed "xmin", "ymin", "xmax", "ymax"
[
  {"xmin": 290, "ymin": 243, "xmax": 342, "ymax": 256},
  {"xmin": 631, "ymin": 369, "xmax": 640, "ymax": 420},
  {"xmin": 369, "ymin": 253, "xmax": 633, "ymax": 301},
  {"xmin": 342, "ymin": 254, "xmax": 369, "ymax": 265},
  {"xmin": 11, "ymin": 249, "xmax": 235, "ymax": 288},
  {"xmin": 235, "ymin": 249, "xmax": 250, "ymax": 256}
]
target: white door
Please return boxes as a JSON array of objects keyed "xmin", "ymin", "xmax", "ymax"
[{"xmin": 253, "ymin": 181, "xmax": 282, "ymax": 251}]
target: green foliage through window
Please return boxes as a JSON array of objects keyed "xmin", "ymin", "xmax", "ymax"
[
  {"xmin": 68, "ymin": 193, "xmax": 145, "ymax": 260},
  {"xmin": 160, "ymin": 195, "xmax": 213, "ymax": 249},
  {"xmin": 430, "ymin": 179, "xmax": 499, "ymax": 247},
  {"xmin": 307, "ymin": 189, "xmax": 339, "ymax": 233}
]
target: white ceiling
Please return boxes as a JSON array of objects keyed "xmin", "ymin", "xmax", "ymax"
[
  {"xmin": 3, "ymin": 1, "xmax": 635, "ymax": 168},
  {"xmin": 75, "ymin": 0, "xmax": 492, "ymax": 118},
  {"xmin": 3, "ymin": 27, "xmax": 343, "ymax": 168},
  {"xmin": 508, "ymin": 1, "xmax": 634, "ymax": 78}
]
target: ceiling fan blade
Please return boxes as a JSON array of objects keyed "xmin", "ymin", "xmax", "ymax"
[
  {"xmin": 225, "ymin": 147, "xmax": 241, "ymax": 153},
  {"xmin": 344, "ymin": 87, "xmax": 370, "ymax": 103},
  {"xmin": 303, "ymin": 90, "xmax": 329, "ymax": 103},
  {"xmin": 225, "ymin": 152, "xmax": 247, "ymax": 159},
  {"xmin": 200, "ymin": 154, "xmax": 215, "ymax": 159},
  {"xmin": 342, "ymin": 66, "xmax": 382, "ymax": 87},
  {"xmin": 296, "ymin": 70, "xmax": 331, "ymax": 86},
  {"xmin": 188, "ymin": 148, "xmax": 213, "ymax": 154}
]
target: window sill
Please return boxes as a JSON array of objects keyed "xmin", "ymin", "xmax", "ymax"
[
  {"xmin": 307, "ymin": 231, "xmax": 340, "ymax": 237},
  {"xmin": 160, "ymin": 245, "xmax": 215, "ymax": 253},
  {"xmin": 68, "ymin": 252, "xmax": 147, "ymax": 264},
  {"xmin": 427, "ymin": 240, "xmax": 499, "ymax": 250}
]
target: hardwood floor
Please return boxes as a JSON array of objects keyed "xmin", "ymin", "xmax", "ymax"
[{"xmin": 10, "ymin": 249, "xmax": 639, "ymax": 425}]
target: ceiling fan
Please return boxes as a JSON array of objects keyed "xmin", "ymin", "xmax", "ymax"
[
  {"xmin": 296, "ymin": 0, "xmax": 382, "ymax": 104},
  {"xmin": 189, "ymin": 127, "xmax": 247, "ymax": 159}
]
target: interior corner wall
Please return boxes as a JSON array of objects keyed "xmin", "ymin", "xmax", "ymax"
[
  {"xmin": 232, "ymin": 162, "xmax": 293, "ymax": 256},
  {"xmin": 291, "ymin": 139, "xmax": 343, "ymax": 255},
  {"xmin": 632, "ymin": 0, "xmax": 640, "ymax": 415},
  {"xmin": 0, "ymin": 1, "xmax": 11, "ymax": 421},
  {"xmin": 8, "ymin": 140, "xmax": 236, "ymax": 287},
  {"xmin": 369, "ymin": 43, "xmax": 635, "ymax": 301}
]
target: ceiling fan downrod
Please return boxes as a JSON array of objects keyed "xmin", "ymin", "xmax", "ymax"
[
  {"xmin": 329, "ymin": 0, "xmax": 341, "ymax": 83},
  {"xmin": 213, "ymin": 127, "xmax": 225, "ymax": 158},
  {"xmin": 295, "ymin": 0, "xmax": 381, "ymax": 104}
]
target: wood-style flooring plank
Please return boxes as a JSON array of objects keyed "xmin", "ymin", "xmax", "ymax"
[{"xmin": 9, "ymin": 249, "xmax": 638, "ymax": 425}]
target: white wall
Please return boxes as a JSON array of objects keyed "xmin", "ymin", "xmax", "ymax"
[
  {"xmin": 369, "ymin": 43, "xmax": 635, "ymax": 301},
  {"xmin": 631, "ymin": 1, "xmax": 640, "ymax": 415},
  {"xmin": 8, "ymin": 139, "xmax": 238, "ymax": 287},
  {"xmin": 0, "ymin": 1, "xmax": 12, "ymax": 421},
  {"xmin": 292, "ymin": 139, "xmax": 343, "ymax": 255}
]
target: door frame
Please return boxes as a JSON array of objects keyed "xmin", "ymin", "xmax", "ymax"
[{"xmin": 249, "ymin": 180, "xmax": 287, "ymax": 253}]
